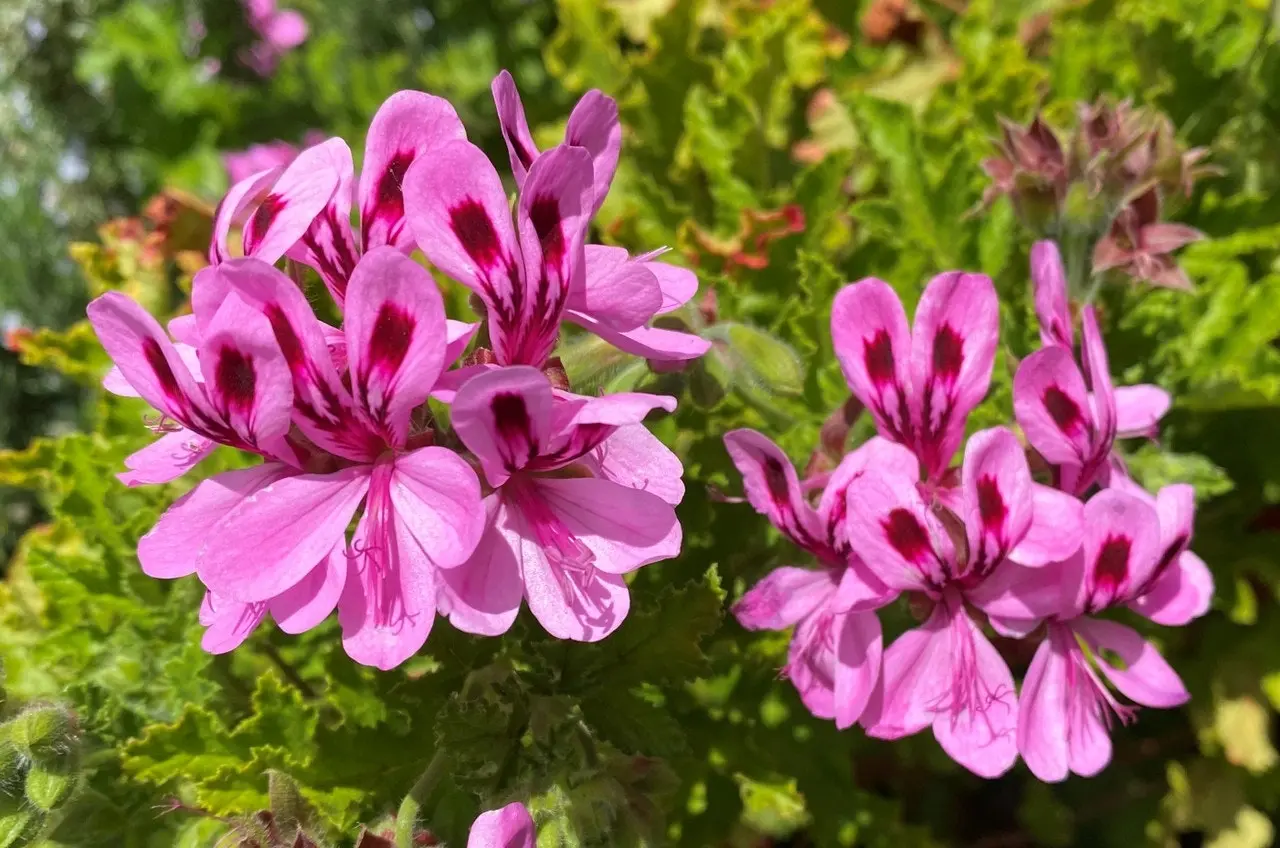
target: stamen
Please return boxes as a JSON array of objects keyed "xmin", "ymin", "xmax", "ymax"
[
  {"xmin": 507, "ymin": 478, "xmax": 607, "ymax": 622},
  {"xmin": 928, "ymin": 598, "xmax": 1014, "ymax": 740},
  {"xmin": 143, "ymin": 413, "xmax": 184, "ymax": 435},
  {"xmin": 353, "ymin": 461, "xmax": 406, "ymax": 630}
]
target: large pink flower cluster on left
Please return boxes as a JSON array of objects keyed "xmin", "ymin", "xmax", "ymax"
[{"xmin": 88, "ymin": 75, "xmax": 706, "ymax": 670}]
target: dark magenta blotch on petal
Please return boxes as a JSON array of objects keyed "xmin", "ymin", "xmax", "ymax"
[
  {"xmin": 528, "ymin": 194, "xmax": 565, "ymax": 267},
  {"xmin": 883, "ymin": 508, "xmax": 932, "ymax": 564},
  {"xmin": 763, "ymin": 456, "xmax": 791, "ymax": 507},
  {"xmin": 1152, "ymin": 533, "xmax": 1191, "ymax": 580},
  {"xmin": 931, "ymin": 324, "xmax": 964, "ymax": 382},
  {"xmin": 248, "ymin": 193, "xmax": 286, "ymax": 251},
  {"xmin": 214, "ymin": 347, "xmax": 256, "ymax": 413},
  {"xmin": 976, "ymin": 475, "xmax": 1007, "ymax": 532},
  {"xmin": 366, "ymin": 303, "xmax": 415, "ymax": 375},
  {"xmin": 368, "ymin": 151, "xmax": 415, "ymax": 240},
  {"xmin": 491, "ymin": 392, "xmax": 537, "ymax": 465},
  {"xmin": 142, "ymin": 337, "xmax": 184, "ymax": 404},
  {"xmin": 450, "ymin": 199, "xmax": 502, "ymax": 270},
  {"xmin": 1043, "ymin": 385, "xmax": 1083, "ymax": 433},
  {"xmin": 1094, "ymin": 535, "xmax": 1132, "ymax": 597},
  {"xmin": 864, "ymin": 330, "xmax": 896, "ymax": 387},
  {"xmin": 265, "ymin": 305, "xmax": 306, "ymax": 373}
]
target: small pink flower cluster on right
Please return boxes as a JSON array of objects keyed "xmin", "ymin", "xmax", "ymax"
[{"xmin": 727, "ymin": 241, "xmax": 1212, "ymax": 781}]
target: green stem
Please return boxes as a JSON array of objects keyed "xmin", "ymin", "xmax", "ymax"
[{"xmin": 394, "ymin": 753, "xmax": 448, "ymax": 848}]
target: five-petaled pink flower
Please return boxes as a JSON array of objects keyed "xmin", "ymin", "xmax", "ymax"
[
  {"xmin": 468, "ymin": 801, "xmax": 535, "ymax": 848},
  {"xmin": 831, "ymin": 272, "xmax": 998, "ymax": 482}
]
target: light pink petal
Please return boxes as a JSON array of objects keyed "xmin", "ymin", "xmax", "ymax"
[
  {"xmin": 268, "ymin": 543, "xmax": 347, "ymax": 634},
  {"xmin": 572, "ymin": 245, "xmax": 664, "ymax": 330},
  {"xmin": 564, "ymin": 88, "xmax": 622, "ymax": 214},
  {"xmin": 833, "ymin": 609, "xmax": 884, "ymax": 730},
  {"xmin": 1131, "ymin": 550, "xmax": 1212, "ymax": 626},
  {"xmin": 787, "ymin": 607, "xmax": 838, "ymax": 719},
  {"xmin": 198, "ymin": 467, "xmax": 369, "ymax": 602},
  {"xmin": 445, "ymin": 319, "xmax": 479, "ymax": 365},
  {"xmin": 1013, "ymin": 346, "xmax": 1093, "ymax": 467},
  {"xmin": 860, "ymin": 603, "xmax": 950, "ymax": 739},
  {"xmin": 961, "ymin": 427, "xmax": 1034, "ymax": 576},
  {"xmin": 103, "ymin": 365, "xmax": 140, "ymax": 397},
  {"xmin": 533, "ymin": 476, "xmax": 681, "ymax": 574},
  {"xmin": 816, "ymin": 436, "xmax": 920, "ymax": 543},
  {"xmin": 908, "ymin": 272, "xmax": 999, "ymax": 478},
  {"xmin": 391, "ymin": 445, "xmax": 486, "ymax": 569},
  {"xmin": 117, "ymin": 431, "xmax": 215, "ymax": 487},
  {"xmin": 1080, "ymin": 307, "xmax": 1117, "ymax": 450},
  {"xmin": 723, "ymin": 428, "xmax": 824, "ymax": 549},
  {"xmin": 968, "ymin": 557, "xmax": 1075, "ymax": 624},
  {"xmin": 467, "ymin": 801, "xmax": 535, "ymax": 848},
  {"xmin": 168, "ymin": 314, "xmax": 199, "ymax": 346},
  {"xmin": 564, "ymin": 311, "xmax": 711, "ymax": 361},
  {"xmin": 843, "ymin": 470, "xmax": 951, "ymax": 592},
  {"xmin": 831, "ymin": 560, "xmax": 897, "ymax": 614},
  {"xmin": 283, "ymin": 139, "xmax": 358, "ymax": 307},
  {"xmin": 830, "ymin": 280, "xmax": 913, "ymax": 447},
  {"xmin": 200, "ymin": 592, "xmax": 267, "ymax": 654},
  {"xmin": 438, "ymin": 496, "xmax": 522, "ymax": 637},
  {"xmin": 261, "ymin": 9, "xmax": 307, "ymax": 49},
  {"xmin": 139, "ymin": 463, "xmax": 290, "ymax": 578},
  {"xmin": 344, "ymin": 248, "xmax": 448, "ymax": 446},
  {"xmin": 508, "ymin": 144, "xmax": 595, "ymax": 366},
  {"xmin": 451, "ymin": 366, "xmax": 554, "ymax": 486},
  {"xmin": 1113, "ymin": 384, "xmax": 1170, "ymax": 440},
  {"xmin": 1074, "ymin": 618, "xmax": 1190, "ymax": 708},
  {"xmin": 1031, "ymin": 240, "xmax": 1073, "ymax": 349},
  {"xmin": 1017, "ymin": 634, "xmax": 1071, "ymax": 782},
  {"xmin": 210, "ymin": 167, "xmax": 281, "ymax": 264},
  {"xmin": 242, "ymin": 138, "xmax": 350, "ymax": 264},
  {"xmin": 931, "ymin": 607, "xmax": 1019, "ymax": 778},
  {"xmin": 359, "ymin": 91, "xmax": 467, "ymax": 252},
  {"xmin": 403, "ymin": 139, "xmax": 522, "ymax": 322},
  {"xmin": 733, "ymin": 566, "xmax": 836, "ymax": 631},
  {"xmin": 491, "ymin": 70, "xmax": 539, "ymax": 187},
  {"xmin": 584, "ymin": 424, "xmax": 685, "ymax": 506},
  {"xmin": 1007, "ymin": 482, "xmax": 1084, "ymax": 567},
  {"xmin": 1077, "ymin": 488, "xmax": 1162, "ymax": 613},
  {"xmin": 645, "ymin": 259, "xmax": 699, "ymax": 313}
]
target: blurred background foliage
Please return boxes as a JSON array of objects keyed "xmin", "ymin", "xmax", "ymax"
[{"xmin": 2, "ymin": 0, "xmax": 1280, "ymax": 845}]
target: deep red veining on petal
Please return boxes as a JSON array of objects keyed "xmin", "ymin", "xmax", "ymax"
[
  {"xmin": 366, "ymin": 151, "xmax": 415, "ymax": 244},
  {"xmin": 763, "ymin": 456, "xmax": 792, "ymax": 507},
  {"xmin": 1093, "ymin": 536, "xmax": 1131, "ymax": 601},
  {"xmin": 265, "ymin": 305, "xmax": 306, "ymax": 373},
  {"xmin": 931, "ymin": 324, "xmax": 964, "ymax": 382},
  {"xmin": 450, "ymin": 199, "xmax": 502, "ymax": 270},
  {"xmin": 214, "ymin": 346, "xmax": 256, "ymax": 414},
  {"xmin": 366, "ymin": 303, "xmax": 415, "ymax": 375},
  {"xmin": 247, "ymin": 194, "xmax": 285, "ymax": 252},
  {"xmin": 1044, "ymin": 385, "xmax": 1083, "ymax": 433},
  {"xmin": 864, "ymin": 330, "xmax": 896, "ymax": 387},
  {"xmin": 143, "ymin": 338, "xmax": 184, "ymax": 404},
  {"xmin": 976, "ymin": 476, "xmax": 1007, "ymax": 531},
  {"xmin": 528, "ymin": 194, "xmax": 565, "ymax": 267},
  {"xmin": 1143, "ymin": 533, "xmax": 1190, "ymax": 591},
  {"xmin": 513, "ymin": 138, "xmax": 536, "ymax": 169},
  {"xmin": 491, "ymin": 392, "xmax": 537, "ymax": 467},
  {"xmin": 884, "ymin": 508, "xmax": 932, "ymax": 564}
]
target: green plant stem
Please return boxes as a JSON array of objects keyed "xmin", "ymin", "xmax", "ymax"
[{"xmin": 394, "ymin": 752, "xmax": 448, "ymax": 848}]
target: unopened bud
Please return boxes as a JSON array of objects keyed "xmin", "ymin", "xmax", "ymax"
[
  {"xmin": 24, "ymin": 767, "xmax": 76, "ymax": 813},
  {"xmin": 0, "ymin": 810, "xmax": 40, "ymax": 848},
  {"xmin": 8, "ymin": 707, "xmax": 76, "ymax": 766}
]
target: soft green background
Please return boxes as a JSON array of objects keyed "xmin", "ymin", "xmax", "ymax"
[{"xmin": 1, "ymin": 0, "xmax": 1279, "ymax": 845}]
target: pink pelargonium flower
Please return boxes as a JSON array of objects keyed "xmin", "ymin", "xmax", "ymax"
[
  {"xmin": 240, "ymin": 0, "xmax": 308, "ymax": 77},
  {"xmin": 725, "ymin": 430, "xmax": 917, "ymax": 727},
  {"xmin": 831, "ymin": 272, "xmax": 998, "ymax": 482},
  {"xmin": 468, "ymin": 801, "xmax": 535, "ymax": 848},
  {"xmin": 210, "ymin": 91, "xmax": 465, "ymax": 308},
  {"xmin": 1005, "ymin": 489, "xmax": 1205, "ymax": 781},
  {"xmin": 223, "ymin": 131, "xmax": 326, "ymax": 185},
  {"xmin": 189, "ymin": 250, "xmax": 484, "ymax": 669},
  {"xmin": 440, "ymin": 367, "xmax": 683, "ymax": 642},
  {"xmin": 843, "ymin": 427, "xmax": 1083, "ymax": 777}
]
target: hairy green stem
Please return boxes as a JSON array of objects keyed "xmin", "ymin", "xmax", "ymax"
[{"xmin": 394, "ymin": 752, "xmax": 448, "ymax": 848}]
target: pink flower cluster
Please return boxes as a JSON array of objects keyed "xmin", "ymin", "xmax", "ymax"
[
  {"xmin": 729, "ymin": 241, "xmax": 1212, "ymax": 781},
  {"xmin": 89, "ymin": 74, "xmax": 707, "ymax": 670}
]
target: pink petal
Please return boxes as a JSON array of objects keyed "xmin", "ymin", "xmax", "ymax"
[
  {"xmin": 583, "ymin": 424, "xmax": 685, "ymax": 506},
  {"xmin": 1017, "ymin": 633, "xmax": 1071, "ymax": 782},
  {"xmin": 967, "ymin": 557, "xmax": 1074, "ymax": 625},
  {"xmin": 787, "ymin": 607, "xmax": 838, "ymax": 719},
  {"xmin": 723, "ymin": 428, "xmax": 824, "ymax": 549},
  {"xmin": 861, "ymin": 603, "xmax": 950, "ymax": 739},
  {"xmin": 168, "ymin": 314, "xmax": 199, "ymax": 346},
  {"xmin": 390, "ymin": 446, "xmax": 486, "ymax": 569},
  {"xmin": 645, "ymin": 259, "xmax": 699, "ymax": 313},
  {"xmin": 261, "ymin": 9, "xmax": 307, "ymax": 49},
  {"xmin": 103, "ymin": 365, "xmax": 140, "ymax": 397},
  {"xmin": 210, "ymin": 167, "xmax": 281, "ymax": 264},
  {"xmin": 843, "ymin": 470, "xmax": 951, "ymax": 592},
  {"xmin": 833, "ymin": 609, "xmax": 884, "ymax": 730},
  {"xmin": 532, "ymin": 476, "xmax": 681, "ymax": 574},
  {"xmin": 268, "ymin": 542, "xmax": 347, "ymax": 633},
  {"xmin": 198, "ymin": 466, "xmax": 369, "ymax": 602},
  {"xmin": 1007, "ymin": 483, "xmax": 1084, "ymax": 567},
  {"xmin": 564, "ymin": 88, "xmax": 622, "ymax": 214},
  {"xmin": 815, "ymin": 437, "xmax": 920, "ymax": 542},
  {"xmin": 1131, "ymin": 550, "xmax": 1212, "ymax": 626},
  {"xmin": 908, "ymin": 272, "xmax": 999, "ymax": 479},
  {"xmin": 1140, "ymin": 222, "xmax": 1203, "ymax": 254},
  {"xmin": 960, "ymin": 426, "xmax": 1034, "ymax": 576},
  {"xmin": 429, "ymin": 362, "xmax": 495, "ymax": 405},
  {"xmin": 1076, "ymin": 488, "xmax": 1162, "ymax": 613},
  {"xmin": 1032, "ymin": 240, "xmax": 1073, "ymax": 349},
  {"xmin": 733, "ymin": 566, "xmax": 836, "ymax": 631},
  {"xmin": 830, "ymin": 279, "xmax": 912, "ymax": 447},
  {"xmin": 117, "ymin": 431, "xmax": 215, "ymax": 487},
  {"xmin": 242, "ymin": 138, "xmax": 350, "ymax": 264},
  {"xmin": 359, "ymin": 91, "xmax": 466, "ymax": 252},
  {"xmin": 451, "ymin": 366, "xmax": 554, "ymax": 487},
  {"xmin": 467, "ymin": 801, "xmax": 535, "ymax": 848},
  {"xmin": 1074, "ymin": 618, "xmax": 1190, "ymax": 708},
  {"xmin": 1013, "ymin": 346, "xmax": 1093, "ymax": 467},
  {"xmin": 1080, "ymin": 307, "xmax": 1117, "ymax": 451},
  {"xmin": 283, "ymin": 140, "xmax": 358, "ymax": 307},
  {"xmin": 344, "ymin": 248, "xmax": 448, "ymax": 446},
  {"xmin": 438, "ymin": 496, "xmax": 522, "ymax": 636},
  {"xmin": 139, "ymin": 463, "xmax": 290, "ymax": 578},
  {"xmin": 445, "ymin": 319, "xmax": 479, "ymax": 365},
  {"xmin": 572, "ymin": 245, "xmax": 664, "ymax": 330},
  {"xmin": 200, "ymin": 592, "xmax": 267, "ymax": 654},
  {"xmin": 1113, "ymin": 384, "xmax": 1170, "ymax": 440},
  {"xmin": 491, "ymin": 70, "xmax": 539, "ymax": 187},
  {"xmin": 563, "ymin": 311, "xmax": 711, "ymax": 361}
]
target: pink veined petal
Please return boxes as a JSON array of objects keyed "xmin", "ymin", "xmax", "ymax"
[
  {"xmin": 403, "ymin": 139, "xmax": 522, "ymax": 326},
  {"xmin": 191, "ymin": 265, "xmax": 231, "ymax": 341},
  {"xmin": 860, "ymin": 602, "xmax": 951, "ymax": 739},
  {"xmin": 491, "ymin": 70, "xmax": 539, "ymax": 187},
  {"xmin": 268, "ymin": 542, "xmax": 347, "ymax": 634},
  {"xmin": 117, "ymin": 431, "xmax": 216, "ymax": 487},
  {"xmin": 430, "ymin": 363, "xmax": 496, "ymax": 405},
  {"xmin": 1017, "ymin": 633, "xmax": 1071, "ymax": 782},
  {"xmin": 532, "ymin": 476, "xmax": 681, "ymax": 574},
  {"xmin": 930, "ymin": 603, "xmax": 1019, "ymax": 779},
  {"xmin": 960, "ymin": 426, "xmax": 1034, "ymax": 577},
  {"xmin": 564, "ymin": 88, "xmax": 622, "ymax": 214},
  {"xmin": 787, "ymin": 604, "xmax": 839, "ymax": 720},
  {"xmin": 563, "ymin": 310, "xmax": 711, "ymax": 361},
  {"xmin": 535, "ymin": 390, "xmax": 676, "ymax": 471},
  {"xmin": 390, "ymin": 445, "xmax": 486, "ymax": 569},
  {"xmin": 1013, "ymin": 346, "xmax": 1094, "ymax": 468},
  {"xmin": 467, "ymin": 801, "xmax": 536, "ymax": 848},
  {"xmin": 1077, "ymin": 488, "xmax": 1162, "ymax": 614},
  {"xmin": 343, "ymin": 248, "xmax": 449, "ymax": 447},
  {"xmin": 139, "ymin": 463, "xmax": 290, "ymax": 578},
  {"xmin": 572, "ymin": 245, "xmax": 664, "ymax": 330},
  {"xmin": 1074, "ymin": 617, "xmax": 1190, "ymax": 708},
  {"xmin": 200, "ymin": 592, "xmax": 268, "ymax": 655},
  {"xmin": 831, "ymin": 279, "xmax": 913, "ymax": 447},
  {"xmin": 1131, "ymin": 550, "xmax": 1213, "ymax": 626},
  {"xmin": 583, "ymin": 423, "xmax": 685, "ymax": 507},
  {"xmin": 723, "ymin": 429, "xmax": 824, "ymax": 551},
  {"xmin": 242, "ymin": 138, "xmax": 350, "ymax": 264},
  {"xmin": 445, "ymin": 319, "xmax": 480, "ymax": 365},
  {"xmin": 508, "ymin": 144, "xmax": 595, "ymax": 366},
  {"xmin": 284, "ymin": 137, "xmax": 358, "ymax": 307},
  {"xmin": 198, "ymin": 466, "xmax": 370, "ymax": 603},
  {"xmin": 645, "ymin": 259, "xmax": 699, "ymax": 313},
  {"xmin": 908, "ymin": 272, "xmax": 999, "ymax": 479},
  {"xmin": 831, "ymin": 559, "xmax": 897, "ymax": 614},
  {"xmin": 1113, "ymin": 384, "xmax": 1171, "ymax": 440},
  {"xmin": 359, "ymin": 90, "xmax": 467, "ymax": 253},
  {"xmin": 210, "ymin": 167, "xmax": 281, "ymax": 264},
  {"xmin": 833, "ymin": 609, "xmax": 884, "ymax": 730},
  {"xmin": 1080, "ymin": 306, "xmax": 1117, "ymax": 452},
  {"xmin": 843, "ymin": 470, "xmax": 952, "ymax": 592},
  {"xmin": 967, "ymin": 556, "xmax": 1076, "ymax": 625},
  {"xmin": 1007, "ymin": 482, "xmax": 1084, "ymax": 567},
  {"xmin": 733, "ymin": 566, "xmax": 836, "ymax": 631},
  {"xmin": 451, "ymin": 366, "xmax": 554, "ymax": 487},
  {"xmin": 438, "ymin": 496, "xmax": 523, "ymax": 637},
  {"xmin": 1031, "ymin": 240, "xmax": 1073, "ymax": 349},
  {"xmin": 816, "ymin": 437, "xmax": 920, "ymax": 550},
  {"xmin": 1153, "ymin": 483, "xmax": 1195, "ymax": 558}
]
